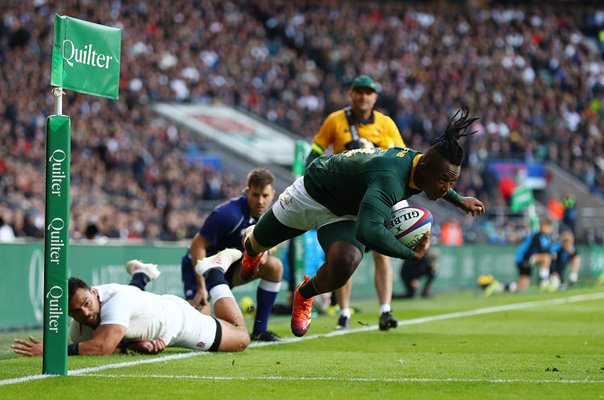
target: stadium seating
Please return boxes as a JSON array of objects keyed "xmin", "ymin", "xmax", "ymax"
[{"xmin": 1, "ymin": 1, "xmax": 604, "ymax": 243}]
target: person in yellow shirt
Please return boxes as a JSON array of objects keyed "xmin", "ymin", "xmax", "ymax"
[{"xmin": 305, "ymin": 75, "xmax": 406, "ymax": 331}]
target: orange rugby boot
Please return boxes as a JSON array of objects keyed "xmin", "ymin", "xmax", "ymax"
[{"xmin": 291, "ymin": 276, "xmax": 314, "ymax": 337}]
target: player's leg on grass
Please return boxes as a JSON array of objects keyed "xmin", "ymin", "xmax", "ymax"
[
  {"xmin": 292, "ymin": 221, "xmax": 364, "ymax": 336},
  {"xmin": 335, "ymin": 278, "xmax": 352, "ymax": 329},
  {"xmin": 230, "ymin": 254, "xmax": 284, "ymax": 341},
  {"xmin": 214, "ymin": 298, "xmax": 250, "ymax": 351},
  {"xmin": 373, "ymin": 251, "xmax": 397, "ymax": 330},
  {"xmin": 517, "ymin": 275, "xmax": 531, "ymax": 291},
  {"xmin": 568, "ymin": 255, "xmax": 580, "ymax": 286},
  {"xmin": 294, "ymin": 241, "xmax": 363, "ymax": 336},
  {"xmin": 516, "ymin": 261, "xmax": 532, "ymax": 291},
  {"xmin": 530, "ymin": 253, "xmax": 552, "ymax": 289},
  {"xmin": 246, "ymin": 207, "xmax": 310, "ymax": 336},
  {"xmin": 196, "ymin": 248, "xmax": 250, "ymax": 351}
]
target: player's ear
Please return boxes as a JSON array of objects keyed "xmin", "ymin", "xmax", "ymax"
[
  {"xmin": 90, "ymin": 287, "xmax": 100, "ymax": 303},
  {"xmin": 243, "ymin": 186, "xmax": 249, "ymax": 194}
]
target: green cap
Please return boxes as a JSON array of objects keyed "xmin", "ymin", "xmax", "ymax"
[{"xmin": 351, "ymin": 75, "xmax": 377, "ymax": 92}]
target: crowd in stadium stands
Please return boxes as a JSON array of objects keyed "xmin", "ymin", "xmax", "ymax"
[{"xmin": 1, "ymin": 1, "xmax": 604, "ymax": 244}]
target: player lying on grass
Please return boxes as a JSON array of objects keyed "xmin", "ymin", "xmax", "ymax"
[
  {"xmin": 12, "ymin": 252, "xmax": 249, "ymax": 356},
  {"xmin": 240, "ymin": 106, "xmax": 486, "ymax": 337}
]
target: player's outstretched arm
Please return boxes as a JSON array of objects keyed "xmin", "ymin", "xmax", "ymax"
[
  {"xmin": 458, "ymin": 196, "xmax": 485, "ymax": 216},
  {"xmin": 12, "ymin": 334, "xmax": 126, "ymax": 357},
  {"xmin": 12, "ymin": 336, "xmax": 43, "ymax": 357},
  {"xmin": 77, "ymin": 324, "xmax": 127, "ymax": 356},
  {"xmin": 443, "ymin": 189, "xmax": 485, "ymax": 216}
]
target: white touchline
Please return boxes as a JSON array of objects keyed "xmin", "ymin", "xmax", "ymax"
[
  {"xmin": 2, "ymin": 291, "xmax": 603, "ymax": 386},
  {"xmin": 79, "ymin": 373, "xmax": 604, "ymax": 384}
]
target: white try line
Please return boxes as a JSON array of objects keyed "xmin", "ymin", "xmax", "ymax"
[
  {"xmin": 81, "ymin": 373, "xmax": 604, "ymax": 384},
  {"xmin": 2, "ymin": 291, "xmax": 604, "ymax": 386}
]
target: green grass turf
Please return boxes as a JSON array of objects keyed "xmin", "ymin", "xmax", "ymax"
[{"xmin": 1, "ymin": 287, "xmax": 603, "ymax": 400}]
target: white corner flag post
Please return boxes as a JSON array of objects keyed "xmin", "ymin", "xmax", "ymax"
[{"xmin": 43, "ymin": 14, "xmax": 121, "ymax": 375}]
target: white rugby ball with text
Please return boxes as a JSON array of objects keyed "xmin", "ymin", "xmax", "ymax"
[{"xmin": 386, "ymin": 206, "xmax": 433, "ymax": 249}]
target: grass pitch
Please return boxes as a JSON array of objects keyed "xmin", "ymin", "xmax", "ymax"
[{"xmin": 1, "ymin": 287, "xmax": 603, "ymax": 400}]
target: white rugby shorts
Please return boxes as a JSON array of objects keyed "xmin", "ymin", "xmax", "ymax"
[
  {"xmin": 273, "ymin": 177, "xmax": 356, "ymax": 231},
  {"xmin": 168, "ymin": 296, "xmax": 218, "ymax": 351}
]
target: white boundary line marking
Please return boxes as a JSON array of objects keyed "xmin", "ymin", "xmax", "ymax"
[
  {"xmin": 81, "ymin": 373, "xmax": 604, "ymax": 384},
  {"xmin": 2, "ymin": 291, "xmax": 603, "ymax": 386}
]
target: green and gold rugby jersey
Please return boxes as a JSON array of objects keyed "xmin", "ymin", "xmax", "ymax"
[
  {"xmin": 304, "ymin": 146, "xmax": 423, "ymax": 259},
  {"xmin": 305, "ymin": 146, "xmax": 421, "ymax": 216}
]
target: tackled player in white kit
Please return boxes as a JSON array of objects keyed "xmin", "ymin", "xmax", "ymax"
[{"xmin": 12, "ymin": 249, "xmax": 249, "ymax": 356}]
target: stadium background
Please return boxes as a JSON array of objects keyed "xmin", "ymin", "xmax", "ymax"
[{"xmin": 2, "ymin": 0, "xmax": 604, "ymax": 330}]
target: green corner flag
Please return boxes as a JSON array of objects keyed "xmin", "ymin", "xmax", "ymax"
[
  {"xmin": 43, "ymin": 14, "xmax": 121, "ymax": 376},
  {"xmin": 51, "ymin": 14, "xmax": 121, "ymax": 99}
]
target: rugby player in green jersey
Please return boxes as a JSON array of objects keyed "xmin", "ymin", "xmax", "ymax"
[{"xmin": 241, "ymin": 107, "xmax": 485, "ymax": 337}]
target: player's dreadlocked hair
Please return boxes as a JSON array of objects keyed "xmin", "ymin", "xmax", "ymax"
[{"xmin": 431, "ymin": 106, "xmax": 479, "ymax": 166}]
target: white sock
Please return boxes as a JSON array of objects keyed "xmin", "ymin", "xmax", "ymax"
[
  {"xmin": 569, "ymin": 272, "xmax": 578, "ymax": 283},
  {"xmin": 549, "ymin": 275, "xmax": 561, "ymax": 290},
  {"xmin": 258, "ymin": 279, "xmax": 281, "ymax": 292},
  {"xmin": 340, "ymin": 307, "xmax": 351, "ymax": 318},
  {"xmin": 380, "ymin": 304, "xmax": 391, "ymax": 314},
  {"xmin": 539, "ymin": 268, "xmax": 550, "ymax": 281},
  {"xmin": 209, "ymin": 284, "xmax": 234, "ymax": 303}
]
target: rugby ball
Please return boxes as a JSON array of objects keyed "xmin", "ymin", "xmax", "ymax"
[{"xmin": 385, "ymin": 206, "xmax": 432, "ymax": 249}]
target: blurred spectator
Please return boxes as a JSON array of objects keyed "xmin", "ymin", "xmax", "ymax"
[
  {"xmin": 0, "ymin": 216, "xmax": 15, "ymax": 242},
  {"xmin": 547, "ymin": 198, "xmax": 564, "ymax": 221},
  {"xmin": 83, "ymin": 218, "xmax": 109, "ymax": 244},
  {"xmin": 440, "ymin": 220, "xmax": 463, "ymax": 246},
  {"xmin": 561, "ymin": 191, "xmax": 578, "ymax": 234},
  {"xmin": 498, "ymin": 175, "xmax": 516, "ymax": 205}
]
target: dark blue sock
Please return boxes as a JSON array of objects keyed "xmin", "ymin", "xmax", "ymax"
[
  {"xmin": 252, "ymin": 286, "xmax": 278, "ymax": 335},
  {"xmin": 204, "ymin": 268, "xmax": 228, "ymax": 291},
  {"xmin": 129, "ymin": 273, "xmax": 150, "ymax": 291}
]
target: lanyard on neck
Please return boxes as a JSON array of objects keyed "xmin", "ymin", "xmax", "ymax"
[{"xmin": 344, "ymin": 107, "xmax": 360, "ymax": 143}]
